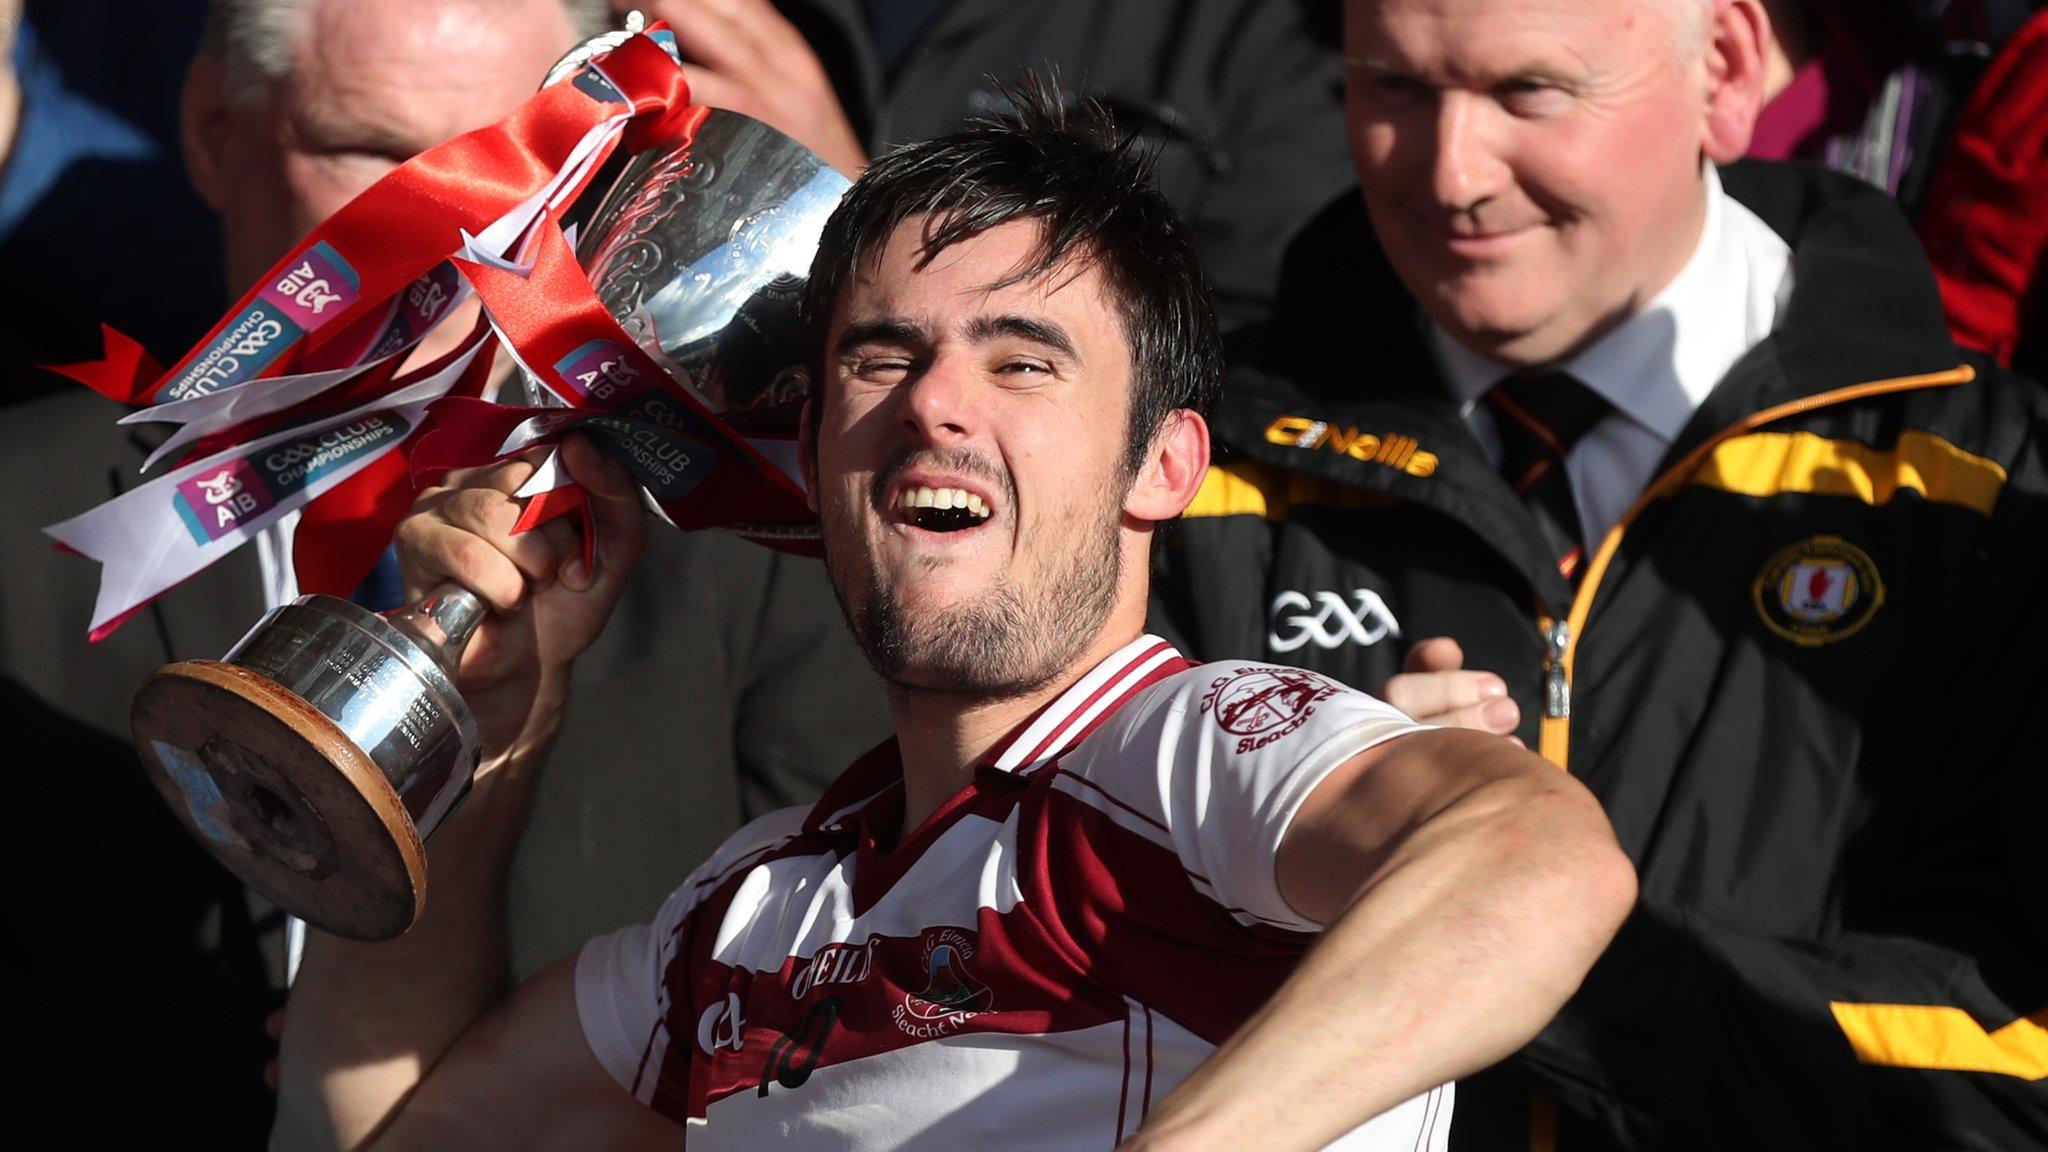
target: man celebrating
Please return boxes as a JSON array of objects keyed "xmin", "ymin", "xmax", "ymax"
[
  {"xmin": 1154, "ymin": 0, "xmax": 2048, "ymax": 1147},
  {"xmin": 272, "ymin": 91, "xmax": 1636, "ymax": 1149}
]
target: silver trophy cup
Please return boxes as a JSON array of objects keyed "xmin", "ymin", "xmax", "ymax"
[{"xmin": 130, "ymin": 109, "xmax": 849, "ymax": 941}]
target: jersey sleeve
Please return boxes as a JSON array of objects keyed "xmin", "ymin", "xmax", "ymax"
[
  {"xmin": 575, "ymin": 805, "xmax": 809, "ymax": 1102},
  {"xmin": 575, "ymin": 883, "xmax": 694, "ymax": 1098},
  {"xmin": 1064, "ymin": 662, "xmax": 1429, "ymax": 933}
]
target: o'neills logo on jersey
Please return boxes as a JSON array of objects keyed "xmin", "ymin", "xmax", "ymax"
[
  {"xmin": 790, "ymin": 938, "xmax": 877, "ymax": 999},
  {"xmin": 259, "ymin": 241, "xmax": 362, "ymax": 330},
  {"xmin": 1265, "ymin": 416, "xmax": 1438, "ymax": 478},
  {"xmin": 892, "ymin": 928, "xmax": 993, "ymax": 1039},
  {"xmin": 1200, "ymin": 666, "xmax": 1339, "ymax": 755},
  {"xmin": 1753, "ymin": 535, "xmax": 1885, "ymax": 647}
]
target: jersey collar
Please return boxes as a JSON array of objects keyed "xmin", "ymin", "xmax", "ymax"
[{"xmin": 804, "ymin": 634, "xmax": 1190, "ymax": 835}]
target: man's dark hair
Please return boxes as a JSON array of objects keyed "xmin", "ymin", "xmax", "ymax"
[{"xmin": 799, "ymin": 75, "xmax": 1224, "ymax": 477}]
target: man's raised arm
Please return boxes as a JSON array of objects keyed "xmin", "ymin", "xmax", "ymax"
[
  {"xmin": 1129, "ymin": 727, "xmax": 1637, "ymax": 1151},
  {"xmin": 272, "ymin": 435, "xmax": 668, "ymax": 1150}
]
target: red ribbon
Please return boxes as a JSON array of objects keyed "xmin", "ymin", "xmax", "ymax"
[
  {"xmin": 425, "ymin": 204, "xmax": 811, "ymax": 531},
  {"xmin": 49, "ymin": 27, "xmax": 821, "ymax": 639}
]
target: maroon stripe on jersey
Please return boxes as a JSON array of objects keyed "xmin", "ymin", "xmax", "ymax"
[
  {"xmin": 1054, "ymin": 768, "xmax": 1169, "ymax": 835},
  {"xmin": 1012, "ymin": 643, "xmax": 1187, "ymax": 770},
  {"xmin": 1023, "ymin": 780, "xmax": 1312, "ymax": 1044},
  {"xmin": 1116, "ymin": 1007, "xmax": 1133, "ymax": 1142},
  {"xmin": 685, "ymin": 903, "xmax": 1127, "ymax": 1111},
  {"xmin": 657, "ymin": 767, "xmax": 1315, "ymax": 1120},
  {"xmin": 1141, "ymin": 1004, "xmax": 1155, "ymax": 1120}
]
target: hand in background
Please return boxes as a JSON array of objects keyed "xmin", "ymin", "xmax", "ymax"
[
  {"xmin": 621, "ymin": 0, "xmax": 869, "ymax": 175},
  {"xmin": 1379, "ymin": 636, "xmax": 1521, "ymax": 738}
]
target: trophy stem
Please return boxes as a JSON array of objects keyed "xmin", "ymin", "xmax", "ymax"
[{"xmin": 382, "ymin": 583, "xmax": 486, "ymax": 675}]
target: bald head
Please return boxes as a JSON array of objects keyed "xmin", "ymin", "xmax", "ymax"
[
  {"xmin": 1339, "ymin": 0, "xmax": 1771, "ymax": 365},
  {"xmin": 202, "ymin": 0, "xmax": 613, "ymax": 106}
]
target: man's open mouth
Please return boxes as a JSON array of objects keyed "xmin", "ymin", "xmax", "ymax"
[{"xmin": 896, "ymin": 486, "xmax": 994, "ymax": 533}]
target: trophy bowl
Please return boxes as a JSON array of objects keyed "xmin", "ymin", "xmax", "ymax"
[{"xmin": 130, "ymin": 109, "xmax": 848, "ymax": 941}]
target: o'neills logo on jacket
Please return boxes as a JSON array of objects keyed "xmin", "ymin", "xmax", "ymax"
[{"xmin": 1265, "ymin": 416, "xmax": 1438, "ymax": 478}]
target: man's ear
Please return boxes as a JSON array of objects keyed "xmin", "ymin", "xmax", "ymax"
[
  {"xmin": 1124, "ymin": 409, "xmax": 1211, "ymax": 524},
  {"xmin": 1701, "ymin": 0, "xmax": 1771, "ymax": 162},
  {"xmin": 182, "ymin": 53, "xmax": 235, "ymax": 211},
  {"xmin": 797, "ymin": 398, "xmax": 820, "ymax": 514}
]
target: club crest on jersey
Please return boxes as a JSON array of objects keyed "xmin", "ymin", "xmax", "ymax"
[
  {"xmin": 1753, "ymin": 535, "xmax": 1884, "ymax": 646},
  {"xmin": 892, "ymin": 928, "xmax": 992, "ymax": 1039},
  {"xmin": 1200, "ymin": 666, "xmax": 1339, "ymax": 755}
]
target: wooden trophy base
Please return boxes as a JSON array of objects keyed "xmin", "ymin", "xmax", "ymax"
[{"xmin": 131, "ymin": 660, "xmax": 427, "ymax": 941}]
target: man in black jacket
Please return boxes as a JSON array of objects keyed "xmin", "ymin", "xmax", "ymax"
[
  {"xmin": 619, "ymin": 0, "xmax": 1354, "ymax": 331},
  {"xmin": 1152, "ymin": 0, "xmax": 2048, "ymax": 1147}
]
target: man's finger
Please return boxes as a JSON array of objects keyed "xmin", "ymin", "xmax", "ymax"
[
  {"xmin": 661, "ymin": 3, "xmax": 757, "ymax": 73},
  {"xmin": 1402, "ymin": 636, "xmax": 1465, "ymax": 675},
  {"xmin": 1382, "ymin": 668, "xmax": 1508, "ymax": 721},
  {"xmin": 558, "ymin": 433, "xmax": 647, "ymax": 592},
  {"xmin": 1428, "ymin": 695, "xmax": 1521, "ymax": 736}
]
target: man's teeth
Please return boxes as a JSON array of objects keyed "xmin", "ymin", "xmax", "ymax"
[{"xmin": 899, "ymin": 486, "xmax": 992, "ymax": 519}]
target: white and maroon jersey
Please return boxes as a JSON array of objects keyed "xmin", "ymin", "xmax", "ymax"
[{"xmin": 577, "ymin": 635, "xmax": 1449, "ymax": 1149}]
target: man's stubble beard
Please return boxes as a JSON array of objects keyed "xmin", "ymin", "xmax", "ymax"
[{"xmin": 819, "ymin": 456, "xmax": 1126, "ymax": 701}]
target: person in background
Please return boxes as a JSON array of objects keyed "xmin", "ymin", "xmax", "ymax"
[
  {"xmin": 1151, "ymin": 0, "xmax": 2048, "ymax": 1146},
  {"xmin": 618, "ymin": 0, "xmax": 1355, "ymax": 332},
  {"xmin": 2, "ymin": 0, "xmax": 886, "ymax": 1133},
  {"xmin": 1746, "ymin": 0, "xmax": 2032, "ymax": 213},
  {"xmin": 0, "ymin": 0, "xmax": 223, "ymax": 392},
  {"xmin": 1916, "ymin": 4, "xmax": 2048, "ymax": 378},
  {"xmin": 1747, "ymin": 0, "xmax": 2048, "ymax": 371}
]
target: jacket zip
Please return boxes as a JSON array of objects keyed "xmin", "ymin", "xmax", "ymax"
[{"xmin": 1531, "ymin": 364, "xmax": 1975, "ymax": 773}]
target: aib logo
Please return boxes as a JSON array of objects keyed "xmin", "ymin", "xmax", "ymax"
[
  {"xmin": 260, "ymin": 242, "xmax": 360, "ymax": 329},
  {"xmin": 556, "ymin": 340, "xmax": 648, "ymax": 404},
  {"xmin": 173, "ymin": 459, "xmax": 275, "ymax": 543}
]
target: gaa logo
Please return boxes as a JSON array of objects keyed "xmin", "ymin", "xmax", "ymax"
[
  {"xmin": 1752, "ymin": 535, "xmax": 1885, "ymax": 646},
  {"xmin": 696, "ymin": 991, "xmax": 746, "ymax": 1055},
  {"xmin": 1268, "ymin": 589, "xmax": 1402, "ymax": 653}
]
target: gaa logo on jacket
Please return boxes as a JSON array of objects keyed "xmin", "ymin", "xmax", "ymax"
[{"xmin": 1752, "ymin": 535, "xmax": 1885, "ymax": 646}]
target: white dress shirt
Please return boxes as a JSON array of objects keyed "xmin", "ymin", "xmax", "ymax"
[{"xmin": 1430, "ymin": 165, "xmax": 1796, "ymax": 546}]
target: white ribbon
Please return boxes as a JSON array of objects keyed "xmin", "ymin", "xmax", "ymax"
[{"xmin": 48, "ymin": 335, "xmax": 490, "ymax": 635}]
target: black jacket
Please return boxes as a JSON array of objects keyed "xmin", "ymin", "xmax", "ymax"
[
  {"xmin": 1150, "ymin": 163, "xmax": 2048, "ymax": 1150},
  {"xmin": 783, "ymin": 0, "xmax": 1354, "ymax": 331}
]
